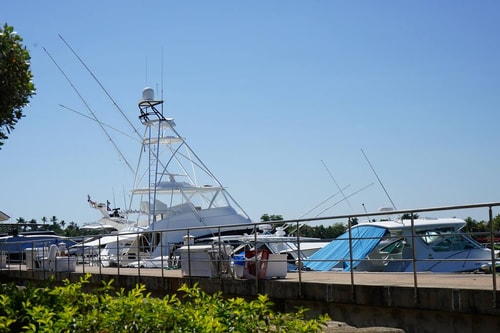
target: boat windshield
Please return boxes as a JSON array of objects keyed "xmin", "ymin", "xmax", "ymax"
[
  {"xmin": 416, "ymin": 228, "xmax": 482, "ymax": 252},
  {"xmin": 379, "ymin": 238, "xmax": 405, "ymax": 254}
]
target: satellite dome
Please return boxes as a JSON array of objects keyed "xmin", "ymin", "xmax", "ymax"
[{"xmin": 142, "ymin": 87, "xmax": 155, "ymax": 101}]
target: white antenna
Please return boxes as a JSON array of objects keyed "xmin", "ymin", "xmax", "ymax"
[
  {"xmin": 161, "ymin": 46, "xmax": 165, "ymax": 116},
  {"xmin": 161, "ymin": 47, "xmax": 164, "ymax": 103}
]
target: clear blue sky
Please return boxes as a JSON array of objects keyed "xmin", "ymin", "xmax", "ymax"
[{"xmin": 1, "ymin": 1, "xmax": 499, "ymax": 226}]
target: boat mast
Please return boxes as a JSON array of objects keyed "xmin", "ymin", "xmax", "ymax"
[{"xmin": 137, "ymin": 88, "xmax": 165, "ymax": 226}]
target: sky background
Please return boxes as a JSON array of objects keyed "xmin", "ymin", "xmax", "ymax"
[{"xmin": 1, "ymin": 1, "xmax": 499, "ymax": 226}]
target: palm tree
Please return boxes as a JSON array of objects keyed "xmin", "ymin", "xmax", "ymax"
[
  {"xmin": 401, "ymin": 213, "xmax": 419, "ymax": 220},
  {"xmin": 28, "ymin": 218, "xmax": 37, "ymax": 231},
  {"xmin": 463, "ymin": 217, "xmax": 477, "ymax": 234}
]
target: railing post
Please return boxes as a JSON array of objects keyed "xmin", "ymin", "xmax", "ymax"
[
  {"xmin": 348, "ymin": 217, "xmax": 355, "ymax": 299},
  {"xmin": 116, "ymin": 233, "xmax": 121, "ymax": 278},
  {"xmin": 296, "ymin": 220, "xmax": 302, "ymax": 297},
  {"xmin": 160, "ymin": 230, "xmax": 165, "ymax": 280},
  {"xmin": 98, "ymin": 238, "xmax": 102, "ymax": 276},
  {"xmin": 30, "ymin": 241, "xmax": 35, "ymax": 278},
  {"xmin": 410, "ymin": 213, "xmax": 418, "ymax": 304},
  {"xmin": 80, "ymin": 240, "xmax": 85, "ymax": 274},
  {"xmin": 42, "ymin": 241, "xmax": 48, "ymax": 281},
  {"xmin": 217, "ymin": 227, "xmax": 223, "ymax": 285},
  {"xmin": 137, "ymin": 233, "xmax": 142, "ymax": 283},
  {"xmin": 254, "ymin": 227, "xmax": 258, "ymax": 291},
  {"xmin": 19, "ymin": 243, "xmax": 23, "ymax": 276},
  {"xmin": 187, "ymin": 229, "xmax": 192, "ymax": 287},
  {"xmin": 488, "ymin": 206, "xmax": 497, "ymax": 308}
]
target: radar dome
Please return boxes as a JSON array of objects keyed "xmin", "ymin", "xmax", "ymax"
[{"xmin": 142, "ymin": 87, "xmax": 155, "ymax": 101}]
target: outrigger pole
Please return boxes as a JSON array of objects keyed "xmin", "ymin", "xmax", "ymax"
[
  {"xmin": 58, "ymin": 34, "xmax": 142, "ymax": 141},
  {"xmin": 43, "ymin": 47, "xmax": 135, "ymax": 174}
]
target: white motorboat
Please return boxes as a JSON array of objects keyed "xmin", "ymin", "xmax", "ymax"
[
  {"xmin": 303, "ymin": 217, "xmax": 499, "ymax": 273},
  {"xmin": 86, "ymin": 196, "xmax": 129, "ymax": 231}
]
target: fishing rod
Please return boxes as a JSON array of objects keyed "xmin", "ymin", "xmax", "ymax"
[
  {"xmin": 321, "ymin": 159, "xmax": 353, "ymax": 212},
  {"xmin": 361, "ymin": 148, "xmax": 397, "ymax": 211},
  {"xmin": 58, "ymin": 34, "xmax": 142, "ymax": 141},
  {"xmin": 287, "ymin": 185, "xmax": 351, "ymax": 234},
  {"xmin": 314, "ymin": 182, "xmax": 374, "ymax": 218},
  {"xmin": 44, "ymin": 47, "xmax": 135, "ymax": 174},
  {"xmin": 298, "ymin": 184, "xmax": 351, "ymax": 219},
  {"xmin": 287, "ymin": 183, "xmax": 372, "ymax": 235}
]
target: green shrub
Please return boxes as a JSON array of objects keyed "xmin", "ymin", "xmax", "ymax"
[{"xmin": 0, "ymin": 274, "xmax": 329, "ymax": 332}]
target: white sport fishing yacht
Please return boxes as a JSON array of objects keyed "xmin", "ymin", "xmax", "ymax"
[{"xmin": 82, "ymin": 88, "xmax": 255, "ymax": 266}]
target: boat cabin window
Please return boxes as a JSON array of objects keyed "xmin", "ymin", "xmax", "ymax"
[
  {"xmin": 379, "ymin": 238, "xmax": 406, "ymax": 254},
  {"xmin": 416, "ymin": 228, "xmax": 482, "ymax": 252},
  {"xmin": 417, "ymin": 227, "xmax": 455, "ymax": 244}
]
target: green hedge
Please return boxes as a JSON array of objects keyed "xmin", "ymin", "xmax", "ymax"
[{"xmin": 0, "ymin": 273, "xmax": 329, "ymax": 332}]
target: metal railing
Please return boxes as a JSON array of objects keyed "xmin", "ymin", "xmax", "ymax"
[{"xmin": 1, "ymin": 202, "xmax": 499, "ymax": 306}]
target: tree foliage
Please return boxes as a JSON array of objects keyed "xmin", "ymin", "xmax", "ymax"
[
  {"xmin": 260, "ymin": 213, "xmax": 347, "ymax": 239},
  {"xmin": 260, "ymin": 213, "xmax": 284, "ymax": 222},
  {"xmin": 299, "ymin": 223, "xmax": 346, "ymax": 239},
  {"xmin": 0, "ymin": 216, "xmax": 101, "ymax": 237},
  {"xmin": 0, "ymin": 23, "xmax": 36, "ymax": 148}
]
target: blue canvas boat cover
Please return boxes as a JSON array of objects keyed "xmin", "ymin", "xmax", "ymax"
[{"xmin": 302, "ymin": 225, "xmax": 387, "ymax": 271}]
